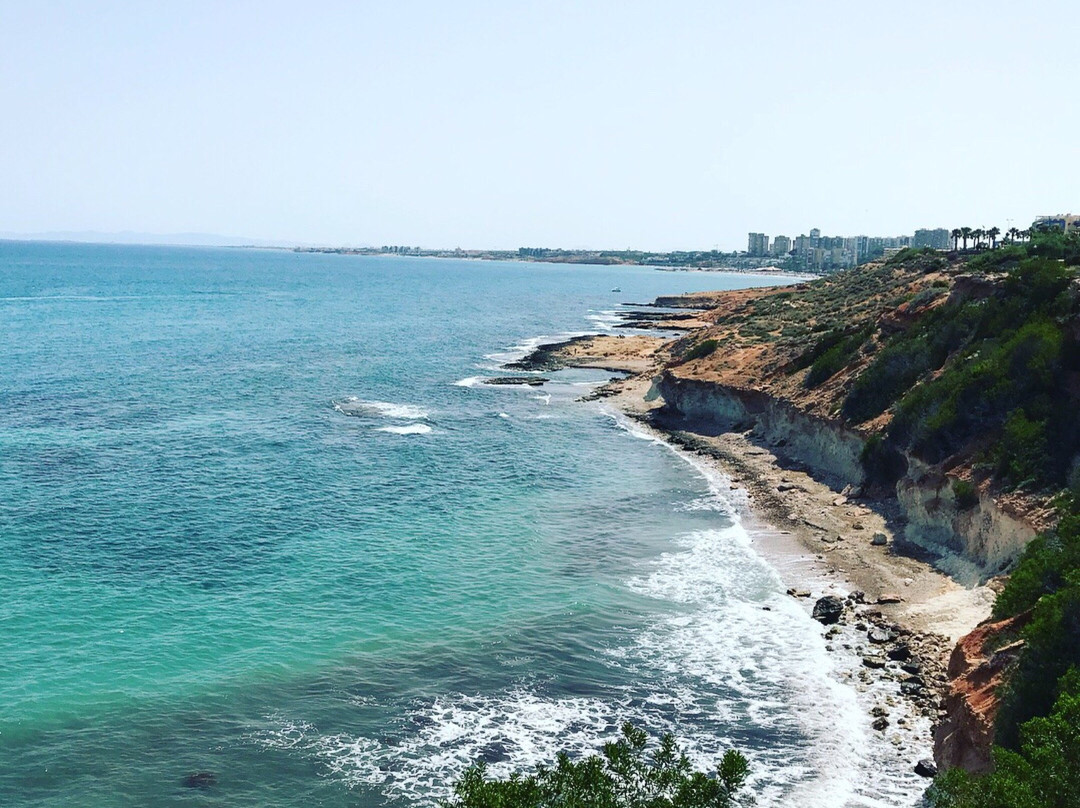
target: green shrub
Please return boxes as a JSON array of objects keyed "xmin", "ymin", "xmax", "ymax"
[
  {"xmin": 965, "ymin": 244, "xmax": 1028, "ymax": 274},
  {"xmin": 445, "ymin": 723, "xmax": 749, "ymax": 808},
  {"xmin": 952, "ymin": 479, "xmax": 979, "ymax": 509},
  {"xmin": 996, "ymin": 582, "xmax": 1080, "ymax": 748},
  {"xmin": 860, "ymin": 434, "xmax": 906, "ymax": 486},
  {"xmin": 994, "ymin": 511, "xmax": 1080, "ymax": 618},
  {"xmin": 995, "ymin": 411, "xmax": 1050, "ymax": 487},
  {"xmin": 843, "ymin": 336, "xmax": 934, "ymax": 423},
  {"xmin": 907, "ymin": 286, "xmax": 946, "ymax": 309},
  {"xmin": 799, "ymin": 326, "xmax": 872, "ymax": 388},
  {"xmin": 682, "ymin": 339, "xmax": 718, "ymax": 362}
]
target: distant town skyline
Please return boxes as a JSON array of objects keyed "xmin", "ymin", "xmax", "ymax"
[{"xmin": 2, "ymin": 2, "xmax": 1077, "ymax": 251}]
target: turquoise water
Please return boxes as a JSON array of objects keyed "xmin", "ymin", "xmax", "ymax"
[{"xmin": 1, "ymin": 243, "xmax": 898, "ymax": 806}]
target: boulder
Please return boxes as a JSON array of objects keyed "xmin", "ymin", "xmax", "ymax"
[
  {"xmin": 872, "ymin": 716, "xmax": 889, "ymax": 731},
  {"xmin": 888, "ymin": 644, "xmax": 913, "ymax": 661},
  {"xmin": 871, "ymin": 532, "xmax": 888, "ymax": 546},
  {"xmin": 812, "ymin": 595, "xmax": 845, "ymax": 625},
  {"xmin": 914, "ymin": 759, "xmax": 938, "ymax": 778}
]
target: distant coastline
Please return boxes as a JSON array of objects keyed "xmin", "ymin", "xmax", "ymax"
[{"xmin": 294, "ymin": 244, "xmax": 821, "ymax": 277}]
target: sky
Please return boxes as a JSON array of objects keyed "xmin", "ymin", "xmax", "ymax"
[{"xmin": 1, "ymin": 1, "xmax": 1077, "ymax": 251}]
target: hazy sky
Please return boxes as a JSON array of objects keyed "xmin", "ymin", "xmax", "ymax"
[{"xmin": 2, "ymin": 1, "xmax": 1076, "ymax": 250}]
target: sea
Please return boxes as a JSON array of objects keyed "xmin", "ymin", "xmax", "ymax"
[{"xmin": 0, "ymin": 242, "xmax": 925, "ymax": 807}]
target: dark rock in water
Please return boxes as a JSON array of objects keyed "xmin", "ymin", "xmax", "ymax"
[
  {"xmin": 914, "ymin": 758, "xmax": 938, "ymax": 778},
  {"xmin": 849, "ymin": 590, "xmax": 866, "ymax": 604},
  {"xmin": 504, "ymin": 335, "xmax": 593, "ymax": 371},
  {"xmin": 183, "ymin": 772, "xmax": 216, "ymax": 789},
  {"xmin": 480, "ymin": 742, "xmax": 510, "ymax": 764},
  {"xmin": 887, "ymin": 644, "xmax": 912, "ymax": 661},
  {"xmin": 872, "ymin": 716, "xmax": 889, "ymax": 731},
  {"xmin": 900, "ymin": 681, "xmax": 924, "ymax": 697},
  {"xmin": 863, "ymin": 655, "xmax": 887, "ymax": 670},
  {"xmin": 483, "ymin": 376, "xmax": 549, "ymax": 386},
  {"xmin": 901, "ymin": 662, "xmax": 922, "ymax": 676},
  {"xmin": 812, "ymin": 595, "xmax": 845, "ymax": 625}
]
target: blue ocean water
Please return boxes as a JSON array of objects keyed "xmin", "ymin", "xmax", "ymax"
[{"xmin": 0, "ymin": 243, "xmax": 911, "ymax": 807}]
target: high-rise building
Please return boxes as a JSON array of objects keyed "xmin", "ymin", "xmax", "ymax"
[
  {"xmin": 1034, "ymin": 214, "xmax": 1079, "ymax": 233},
  {"xmin": 747, "ymin": 232, "xmax": 770, "ymax": 256},
  {"xmin": 912, "ymin": 228, "xmax": 951, "ymax": 249},
  {"xmin": 772, "ymin": 235, "xmax": 791, "ymax": 256}
]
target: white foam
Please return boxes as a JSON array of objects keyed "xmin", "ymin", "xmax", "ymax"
[
  {"xmin": 604, "ymin": 409, "xmax": 937, "ymax": 807},
  {"xmin": 264, "ymin": 405, "xmax": 932, "ymax": 807},
  {"xmin": 586, "ymin": 309, "xmax": 624, "ymax": 331},
  {"xmin": 334, "ymin": 398, "xmax": 430, "ymax": 420},
  {"xmin": 484, "ymin": 331, "xmax": 587, "ymax": 365},
  {"xmin": 376, "ymin": 423, "xmax": 433, "ymax": 435},
  {"xmin": 259, "ymin": 692, "xmax": 623, "ymax": 806}
]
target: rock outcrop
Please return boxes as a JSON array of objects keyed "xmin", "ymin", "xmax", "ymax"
[{"xmin": 932, "ymin": 612, "xmax": 1031, "ymax": 774}]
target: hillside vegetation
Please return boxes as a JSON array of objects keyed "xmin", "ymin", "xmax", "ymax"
[{"xmin": 668, "ymin": 227, "xmax": 1080, "ymax": 804}]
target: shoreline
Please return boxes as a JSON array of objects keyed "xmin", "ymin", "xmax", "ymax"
[{"xmin": 502, "ymin": 332, "xmax": 996, "ymax": 786}]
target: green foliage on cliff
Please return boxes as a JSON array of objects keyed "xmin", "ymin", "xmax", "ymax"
[
  {"xmin": 444, "ymin": 723, "xmax": 749, "ymax": 808},
  {"xmin": 928, "ymin": 669, "xmax": 1080, "ymax": 808},
  {"xmin": 845, "ymin": 247, "xmax": 1079, "ymax": 491},
  {"xmin": 794, "ymin": 325, "xmax": 871, "ymax": 388},
  {"xmin": 846, "ymin": 231, "xmax": 1080, "ymax": 802},
  {"xmin": 682, "ymin": 339, "xmax": 718, "ymax": 362}
]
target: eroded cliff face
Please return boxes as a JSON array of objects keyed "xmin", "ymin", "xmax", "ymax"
[
  {"xmin": 897, "ymin": 461, "xmax": 1039, "ymax": 575},
  {"xmin": 652, "ymin": 373, "xmax": 866, "ymax": 487},
  {"xmin": 932, "ymin": 613, "xmax": 1030, "ymax": 774},
  {"xmin": 653, "ymin": 370, "xmax": 1038, "ymax": 575}
]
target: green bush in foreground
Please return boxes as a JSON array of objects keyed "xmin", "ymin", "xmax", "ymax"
[{"xmin": 444, "ymin": 723, "xmax": 749, "ymax": 808}]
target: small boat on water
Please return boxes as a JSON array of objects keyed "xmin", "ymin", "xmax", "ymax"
[{"xmin": 611, "ymin": 287, "xmax": 621, "ymax": 292}]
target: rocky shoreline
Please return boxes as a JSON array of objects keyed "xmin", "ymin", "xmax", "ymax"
[{"xmin": 498, "ymin": 328, "xmax": 994, "ymax": 784}]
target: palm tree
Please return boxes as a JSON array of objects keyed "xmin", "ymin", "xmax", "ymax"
[
  {"xmin": 1007, "ymin": 227, "xmax": 1021, "ymax": 244},
  {"xmin": 951, "ymin": 228, "xmax": 962, "ymax": 250},
  {"xmin": 972, "ymin": 228, "xmax": 985, "ymax": 250},
  {"xmin": 960, "ymin": 227, "xmax": 973, "ymax": 250},
  {"xmin": 987, "ymin": 226, "xmax": 1001, "ymax": 249}
]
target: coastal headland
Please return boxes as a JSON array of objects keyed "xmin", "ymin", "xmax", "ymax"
[{"xmin": 502, "ymin": 247, "xmax": 1071, "ymax": 782}]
